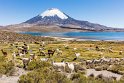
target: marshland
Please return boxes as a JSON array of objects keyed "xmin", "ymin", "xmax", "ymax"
[{"xmin": 0, "ymin": 32, "xmax": 124, "ymax": 83}]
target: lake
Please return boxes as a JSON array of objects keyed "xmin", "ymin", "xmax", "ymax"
[{"xmin": 19, "ymin": 32, "xmax": 124, "ymax": 41}]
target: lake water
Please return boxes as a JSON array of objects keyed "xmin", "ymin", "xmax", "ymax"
[{"xmin": 19, "ymin": 32, "xmax": 124, "ymax": 41}]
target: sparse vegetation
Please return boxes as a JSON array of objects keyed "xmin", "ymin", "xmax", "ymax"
[
  {"xmin": 0, "ymin": 40, "xmax": 124, "ymax": 83},
  {"xmin": 0, "ymin": 31, "xmax": 55, "ymax": 42},
  {"xmin": 0, "ymin": 56, "xmax": 15, "ymax": 76}
]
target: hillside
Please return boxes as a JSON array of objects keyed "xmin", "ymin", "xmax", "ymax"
[{"xmin": 0, "ymin": 30, "xmax": 55, "ymax": 42}]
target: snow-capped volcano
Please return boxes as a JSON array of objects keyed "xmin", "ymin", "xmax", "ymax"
[
  {"xmin": 25, "ymin": 8, "xmax": 111, "ymax": 30},
  {"xmin": 25, "ymin": 8, "xmax": 71, "ymax": 25},
  {"xmin": 40, "ymin": 8, "xmax": 68, "ymax": 19}
]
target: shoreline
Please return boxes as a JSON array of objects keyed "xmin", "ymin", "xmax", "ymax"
[{"xmin": 43, "ymin": 36, "xmax": 124, "ymax": 42}]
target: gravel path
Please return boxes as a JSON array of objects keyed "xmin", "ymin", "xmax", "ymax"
[{"xmin": 0, "ymin": 67, "xmax": 28, "ymax": 83}]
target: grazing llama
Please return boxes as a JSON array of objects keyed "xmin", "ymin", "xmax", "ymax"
[{"xmin": 1, "ymin": 49, "xmax": 7, "ymax": 57}]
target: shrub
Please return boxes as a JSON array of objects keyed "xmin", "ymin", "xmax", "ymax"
[
  {"xmin": 27, "ymin": 60, "xmax": 51, "ymax": 70},
  {"xmin": 107, "ymin": 65, "xmax": 124, "ymax": 74},
  {"xmin": 0, "ymin": 56, "xmax": 15, "ymax": 76},
  {"xmin": 95, "ymin": 66, "xmax": 103, "ymax": 71},
  {"xmin": 4, "ymin": 61, "xmax": 15, "ymax": 76},
  {"xmin": 19, "ymin": 67, "xmax": 71, "ymax": 83}
]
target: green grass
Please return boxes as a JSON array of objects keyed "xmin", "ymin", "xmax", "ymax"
[{"xmin": 0, "ymin": 41, "xmax": 124, "ymax": 62}]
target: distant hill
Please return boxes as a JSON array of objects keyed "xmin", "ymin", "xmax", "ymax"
[
  {"xmin": 0, "ymin": 26, "xmax": 3, "ymax": 28},
  {"xmin": 0, "ymin": 30, "xmax": 55, "ymax": 42}
]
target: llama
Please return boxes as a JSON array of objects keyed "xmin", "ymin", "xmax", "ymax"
[
  {"xmin": 56, "ymin": 48, "xmax": 62, "ymax": 56},
  {"xmin": 99, "ymin": 52, "xmax": 103, "ymax": 57},
  {"xmin": 40, "ymin": 42, "xmax": 45, "ymax": 47},
  {"xmin": 1, "ymin": 49, "xmax": 7, "ymax": 57},
  {"xmin": 52, "ymin": 61, "xmax": 66, "ymax": 72},
  {"xmin": 64, "ymin": 44, "xmax": 69, "ymax": 49},
  {"xmin": 72, "ymin": 57, "xmax": 77, "ymax": 61},
  {"xmin": 86, "ymin": 60, "xmax": 93, "ymax": 65},
  {"xmin": 66, "ymin": 62, "xmax": 75, "ymax": 73},
  {"xmin": 30, "ymin": 53, "xmax": 36, "ymax": 60},
  {"xmin": 22, "ymin": 46, "xmax": 28, "ymax": 54},
  {"xmin": 19, "ymin": 52, "xmax": 26, "ymax": 57},
  {"xmin": 73, "ymin": 48, "xmax": 77, "ymax": 51},
  {"xmin": 39, "ymin": 48, "xmax": 44, "ymax": 51},
  {"xmin": 75, "ymin": 53, "xmax": 80, "ymax": 58},
  {"xmin": 41, "ymin": 58, "xmax": 49, "ymax": 62},
  {"xmin": 39, "ymin": 51, "xmax": 46, "ymax": 56},
  {"xmin": 48, "ymin": 50, "xmax": 55, "ymax": 58},
  {"xmin": 22, "ymin": 58, "xmax": 31, "ymax": 69},
  {"xmin": 119, "ymin": 51, "xmax": 123, "ymax": 55},
  {"xmin": 12, "ymin": 52, "xmax": 16, "ymax": 59},
  {"xmin": 95, "ymin": 46, "xmax": 100, "ymax": 51}
]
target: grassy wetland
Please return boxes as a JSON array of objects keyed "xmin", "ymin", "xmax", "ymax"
[{"xmin": 0, "ymin": 33, "xmax": 124, "ymax": 83}]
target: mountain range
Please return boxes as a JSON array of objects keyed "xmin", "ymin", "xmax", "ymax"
[{"xmin": 1, "ymin": 8, "xmax": 124, "ymax": 32}]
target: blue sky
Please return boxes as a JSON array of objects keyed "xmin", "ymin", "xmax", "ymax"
[{"xmin": 0, "ymin": 0, "xmax": 124, "ymax": 28}]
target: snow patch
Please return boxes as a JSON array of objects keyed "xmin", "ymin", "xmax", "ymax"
[{"xmin": 40, "ymin": 8, "xmax": 68, "ymax": 19}]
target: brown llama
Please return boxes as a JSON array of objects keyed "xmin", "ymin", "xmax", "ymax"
[
  {"xmin": 1, "ymin": 49, "xmax": 7, "ymax": 57},
  {"xmin": 48, "ymin": 50, "xmax": 55, "ymax": 58}
]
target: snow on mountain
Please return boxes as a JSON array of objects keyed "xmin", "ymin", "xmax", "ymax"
[{"xmin": 40, "ymin": 8, "xmax": 68, "ymax": 19}]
